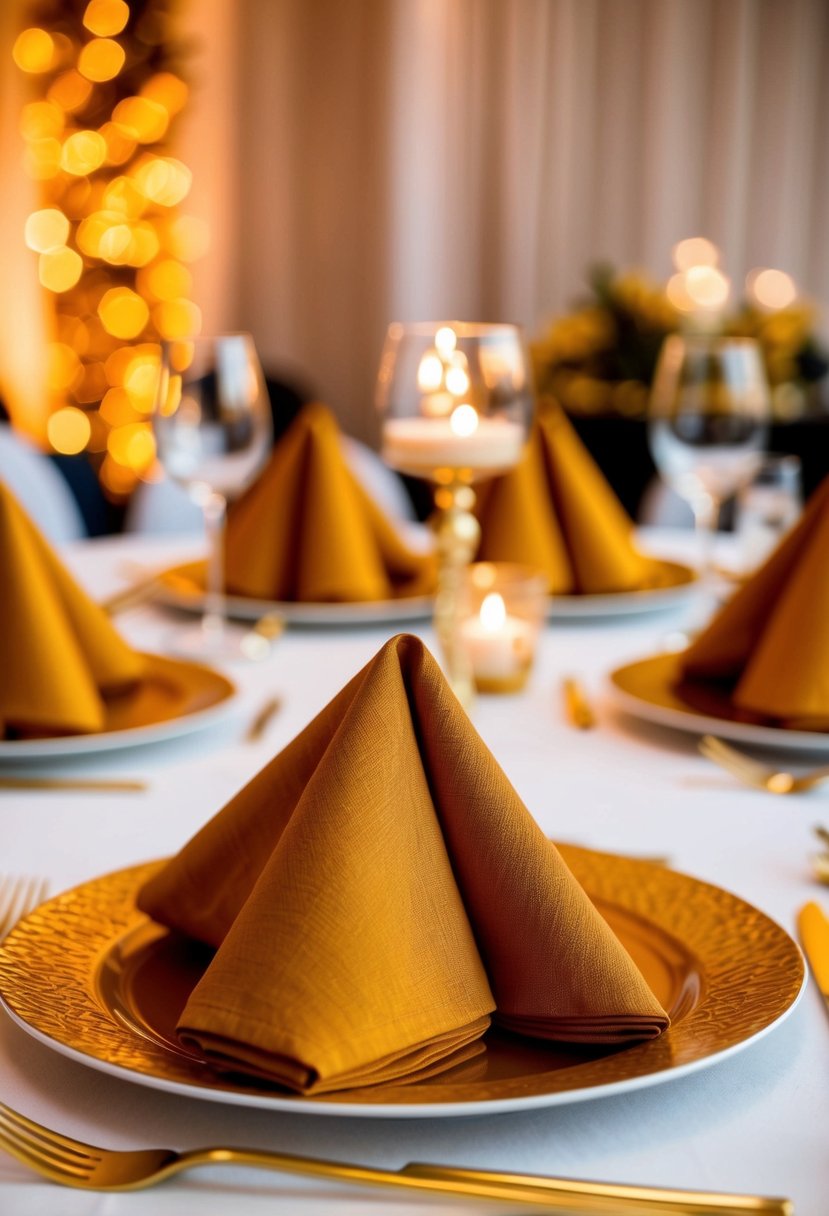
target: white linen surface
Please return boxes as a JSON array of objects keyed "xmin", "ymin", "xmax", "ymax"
[{"xmin": 1, "ymin": 531, "xmax": 826, "ymax": 1215}]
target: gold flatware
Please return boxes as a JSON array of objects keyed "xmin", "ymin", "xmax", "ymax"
[
  {"xmin": 797, "ymin": 900, "xmax": 829, "ymax": 1019},
  {"xmin": 562, "ymin": 677, "xmax": 595, "ymax": 729},
  {"xmin": 698, "ymin": 735, "xmax": 829, "ymax": 794},
  {"xmin": 813, "ymin": 826, "xmax": 829, "ymax": 885},
  {"xmin": 0, "ymin": 777, "xmax": 146, "ymax": 793},
  {"xmin": 0, "ymin": 1102, "xmax": 791, "ymax": 1213},
  {"xmin": 0, "ymin": 876, "xmax": 49, "ymax": 939},
  {"xmin": 244, "ymin": 696, "xmax": 282, "ymax": 743},
  {"xmin": 101, "ymin": 573, "xmax": 163, "ymax": 617}
]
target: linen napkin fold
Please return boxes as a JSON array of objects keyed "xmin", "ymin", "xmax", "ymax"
[
  {"xmin": 222, "ymin": 401, "xmax": 435, "ymax": 602},
  {"xmin": 138, "ymin": 633, "xmax": 668, "ymax": 1095},
  {"xmin": 680, "ymin": 474, "xmax": 829, "ymax": 723},
  {"xmin": 475, "ymin": 404, "xmax": 666, "ymax": 594},
  {"xmin": 0, "ymin": 482, "xmax": 145, "ymax": 737}
]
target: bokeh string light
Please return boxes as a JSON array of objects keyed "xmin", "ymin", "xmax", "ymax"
[{"xmin": 13, "ymin": 0, "xmax": 203, "ymax": 499}]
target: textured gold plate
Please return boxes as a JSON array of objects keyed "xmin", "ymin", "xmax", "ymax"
[
  {"xmin": 0, "ymin": 654, "xmax": 235, "ymax": 757},
  {"xmin": 610, "ymin": 652, "xmax": 829, "ymax": 752},
  {"xmin": 0, "ymin": 846, "xmax": 803, "ymax": 1117}
]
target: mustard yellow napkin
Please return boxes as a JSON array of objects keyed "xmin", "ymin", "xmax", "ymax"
[
  {"xmin": 0, "ymin": 482, "xmax": 145, "ymax": 737},
  {"xmin": 681, "ymin": 474, "xmax": 829, "ymax": 722},
  {"xmin": 139, "ymin": 634, "xmax": 668, "ymax": 1094},
  {"xmin": 221, "ymin": 402, "xmax": 435, "ymax": 602},
  {"xmin": 475, "ymin": 404, "xmax": 666, "ymax": 594}
]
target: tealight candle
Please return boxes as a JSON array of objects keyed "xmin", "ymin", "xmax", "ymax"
[
  {"xmin": 460, "ymin": 591, "xmax": 535, "ymax": 693},
  {"xmin": 382, "ymin": 412, "xmax": 525, "ymax": 479}
]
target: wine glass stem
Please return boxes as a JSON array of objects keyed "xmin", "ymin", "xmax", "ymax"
[
  {"xmin": 202, "ymin": 490, "xmax": 227, "ymax": 645},
  {"xmin": 691, "ymin": 493, "xmax": 718, "ymax": 581}
]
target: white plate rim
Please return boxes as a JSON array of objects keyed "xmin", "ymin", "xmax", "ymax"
[
  {"xmin": 549, "ymin": 577, "xmax": 696, "ymax": 619},
  {"xmin": 608, "ymin": 657, "xmax": 829, "ymax": 754}
]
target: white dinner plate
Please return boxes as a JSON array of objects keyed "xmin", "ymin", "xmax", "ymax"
[
  {"xmin": 609, "ymin": 652, "xmax": 829, "ymax": 755},
  {"xmin": 0, "ymin": 846, "xmax": 804, "ymax": 1119},
  {"xmin": 0, "ymin": 655, "xmax": 237, "ymax": 760}
]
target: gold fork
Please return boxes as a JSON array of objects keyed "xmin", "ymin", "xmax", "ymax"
[
  {"xmin": 0, "ymin": 1103, "xmax": 790, "ymax": 1213},
  {"xmin": 698, "ymin": 735, "xmax": 829, "ymax": 794},
  {"xmin": 0, "ymin": 875, "xmax": 49, "ymax": 939}
]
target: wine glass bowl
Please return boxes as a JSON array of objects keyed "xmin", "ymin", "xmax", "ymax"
[
  {"xmin": 648, "ymin": 334, "xmax": 770, "ymax": 581},
  {"xmin": 153, "ymin": 334, "xmax": 273, "ymax": 657},
  {"xmin": 377, "ymin": 322, "xmax": 533, "ymax": 485}
]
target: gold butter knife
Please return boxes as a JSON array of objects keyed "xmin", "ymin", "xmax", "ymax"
[
  {"xmin": 562, "ymin": 677, "xmax": 595, "ymax": 729},
  {"xmin": 0, "ymin": 777, "xmax": 146, "ymax": 792},
  {"xmin": 244, "ymin": 696, "xmax": 282, "ymax": 743},
  {"xmin": 798, "ymin": 900, "xmax": 829, "ymax": 1019}
]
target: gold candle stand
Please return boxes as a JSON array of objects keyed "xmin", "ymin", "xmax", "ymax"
[{"xmin": 430, "ymin": 479, "xmax": 480, "ymax": 709}]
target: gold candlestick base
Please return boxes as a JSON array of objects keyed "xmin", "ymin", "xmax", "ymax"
[{"xmin": 430, "ymin": 480, "xmax": 480, "ymax": 709}]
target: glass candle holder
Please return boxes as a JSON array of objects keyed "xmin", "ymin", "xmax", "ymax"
[
  {"xmin": 459, "ymin": 563, "xmax": 548, "ymax": 693},
  {"xmin": 376, "ymin": 322, "xmax": 534, "ymax": 707}
]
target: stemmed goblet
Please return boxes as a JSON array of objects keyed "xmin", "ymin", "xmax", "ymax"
[
  {"xmin": 648, "ymin": 334, "xmax": 770, "ymax": 605},
  {"xmin": 376, "ymin": 322, "xmax": 534, "ymax": 705},
  {"xmin": 153, "ymin": 333, "xmax": 273, "ymax": 657}
]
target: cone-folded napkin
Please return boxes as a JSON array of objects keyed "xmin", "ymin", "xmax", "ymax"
[
  {"xmin": 680, "ymin": 474, "xmax": 829, "ymax": 722},
  {"xmin": 221, "ymin": 402, "xmax": 435, "ymax": 602},
  {"xmin": 0, "ymin": 482, "xmax": 145, "ymax": 736},
  {"xmin": 139, "ymin": 634, "xmax": 668, "ymax": 1094},
  {"xmin": 475, "ymin": 404, "xmax": 666, "ymax": 594}
]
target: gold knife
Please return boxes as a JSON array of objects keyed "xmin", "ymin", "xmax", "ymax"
[
  {"xmin": 798, "ymin": 900, "xmax": 829, "ymax": 1018},
  {"xmin": 562, "ymin": 677, "xmax": 596, "ymax": 729}
]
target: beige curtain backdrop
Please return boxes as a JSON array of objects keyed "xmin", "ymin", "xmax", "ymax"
[{"xmin": 2, "ymin": 0, "xmax": 828, "ymax": 444}]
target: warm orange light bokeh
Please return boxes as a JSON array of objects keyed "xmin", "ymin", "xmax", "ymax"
[{"xmin": 14, "ymin": 1, "xmax": 201, "ymax": 499}]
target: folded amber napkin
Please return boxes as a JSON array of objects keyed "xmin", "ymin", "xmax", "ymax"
[
  {"xmin": 475, "ymin": 404, "xmax": 666, "ymax": 594},
  {"xmin": 138, "ymin": 634, "xmax": 668, "ymax": 1095},
  {"xmin": 220, "ymin": 401, "xmax": 435, "ymax": 602},
  {"xmin": 0, "ymin": 482, "xmax": 145, "ymax": 737},
  {"xmin": 680, "ymin": 474, "xmax": 829, "ymax": 723}
]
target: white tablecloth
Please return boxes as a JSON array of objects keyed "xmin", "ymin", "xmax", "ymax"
[{"xmin": 2, "ymin": 531, "xmax": 827, "ymax": 1215}]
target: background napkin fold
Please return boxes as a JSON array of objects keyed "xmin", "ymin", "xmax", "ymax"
[
  {"xmin": 139, "ymin": 634, "xmax": 668, "ymax": 1094},
  {"xmin": 475, "ymin": 404, "xmax": 667, "ymax": 594},
  {"xmin": 223, "ymin": 402, "xmax": 435, "ymax": 602},
  {"xmin": 681, "ymin": 474, "xmax": 829, "ymax": 721},
  {"xmin": 0, "ymin": 482, "xmax": 145, "ymax": 736}
]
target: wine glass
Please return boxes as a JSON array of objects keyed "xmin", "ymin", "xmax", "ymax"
[
  {"xmin": 376, "ymin": 322, "xmax": 534, "ymax": 705},
  {"xmin": 648, "ymin": 334, "xmax": 770, "ymax": 596},
  {"xmin": 153, "ymin": 334, "xmax": 273, "ymax": 657}
]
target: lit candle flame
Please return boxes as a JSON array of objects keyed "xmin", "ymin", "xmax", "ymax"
[
  {"xmin": 417, "ymin": 350, "xmax": 443, "ymax": 392},
  {"xmin": 449, "ymin": 404, "xmax": 479, "ymax": 437},
  {"xmin": 480, "ymin": 592, "xmax": 506, "ymax": 632}
]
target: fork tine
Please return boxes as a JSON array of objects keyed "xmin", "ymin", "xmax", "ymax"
[
  {"xmin": 0, "ymin": 1108, "xmax": 96, "ymax": 1177},
  {"xmin": 0, "ymin": 1104, "xmax": 98, "ymax": 1160},
  {"xmin": 0, "ymin": 1126, "xmax": 92, "ymax": 1177}
]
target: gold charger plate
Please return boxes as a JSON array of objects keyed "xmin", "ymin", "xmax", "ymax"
[
  {"xmin": 610, "ymin": 652, "xmax": 829, "ymax": 754},
  {"xmin": 549, "ymin": 560, "xmax": 696, "ymax": 619},
  {"xmin": 0, "ymin": 846, "xmax": 803, "ymax": 1118},
  {"xmin": 0, "ymin": 654, "xmax": 236, "ymax": 758},
  {"xmin": 157, "ymin": 562, "xmax": 434, "ymax": 627}
]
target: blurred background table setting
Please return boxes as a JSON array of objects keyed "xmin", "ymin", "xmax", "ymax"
[{"xmin": 1, "ymin": 2, "xmax": 829, "ymax": 1215}]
